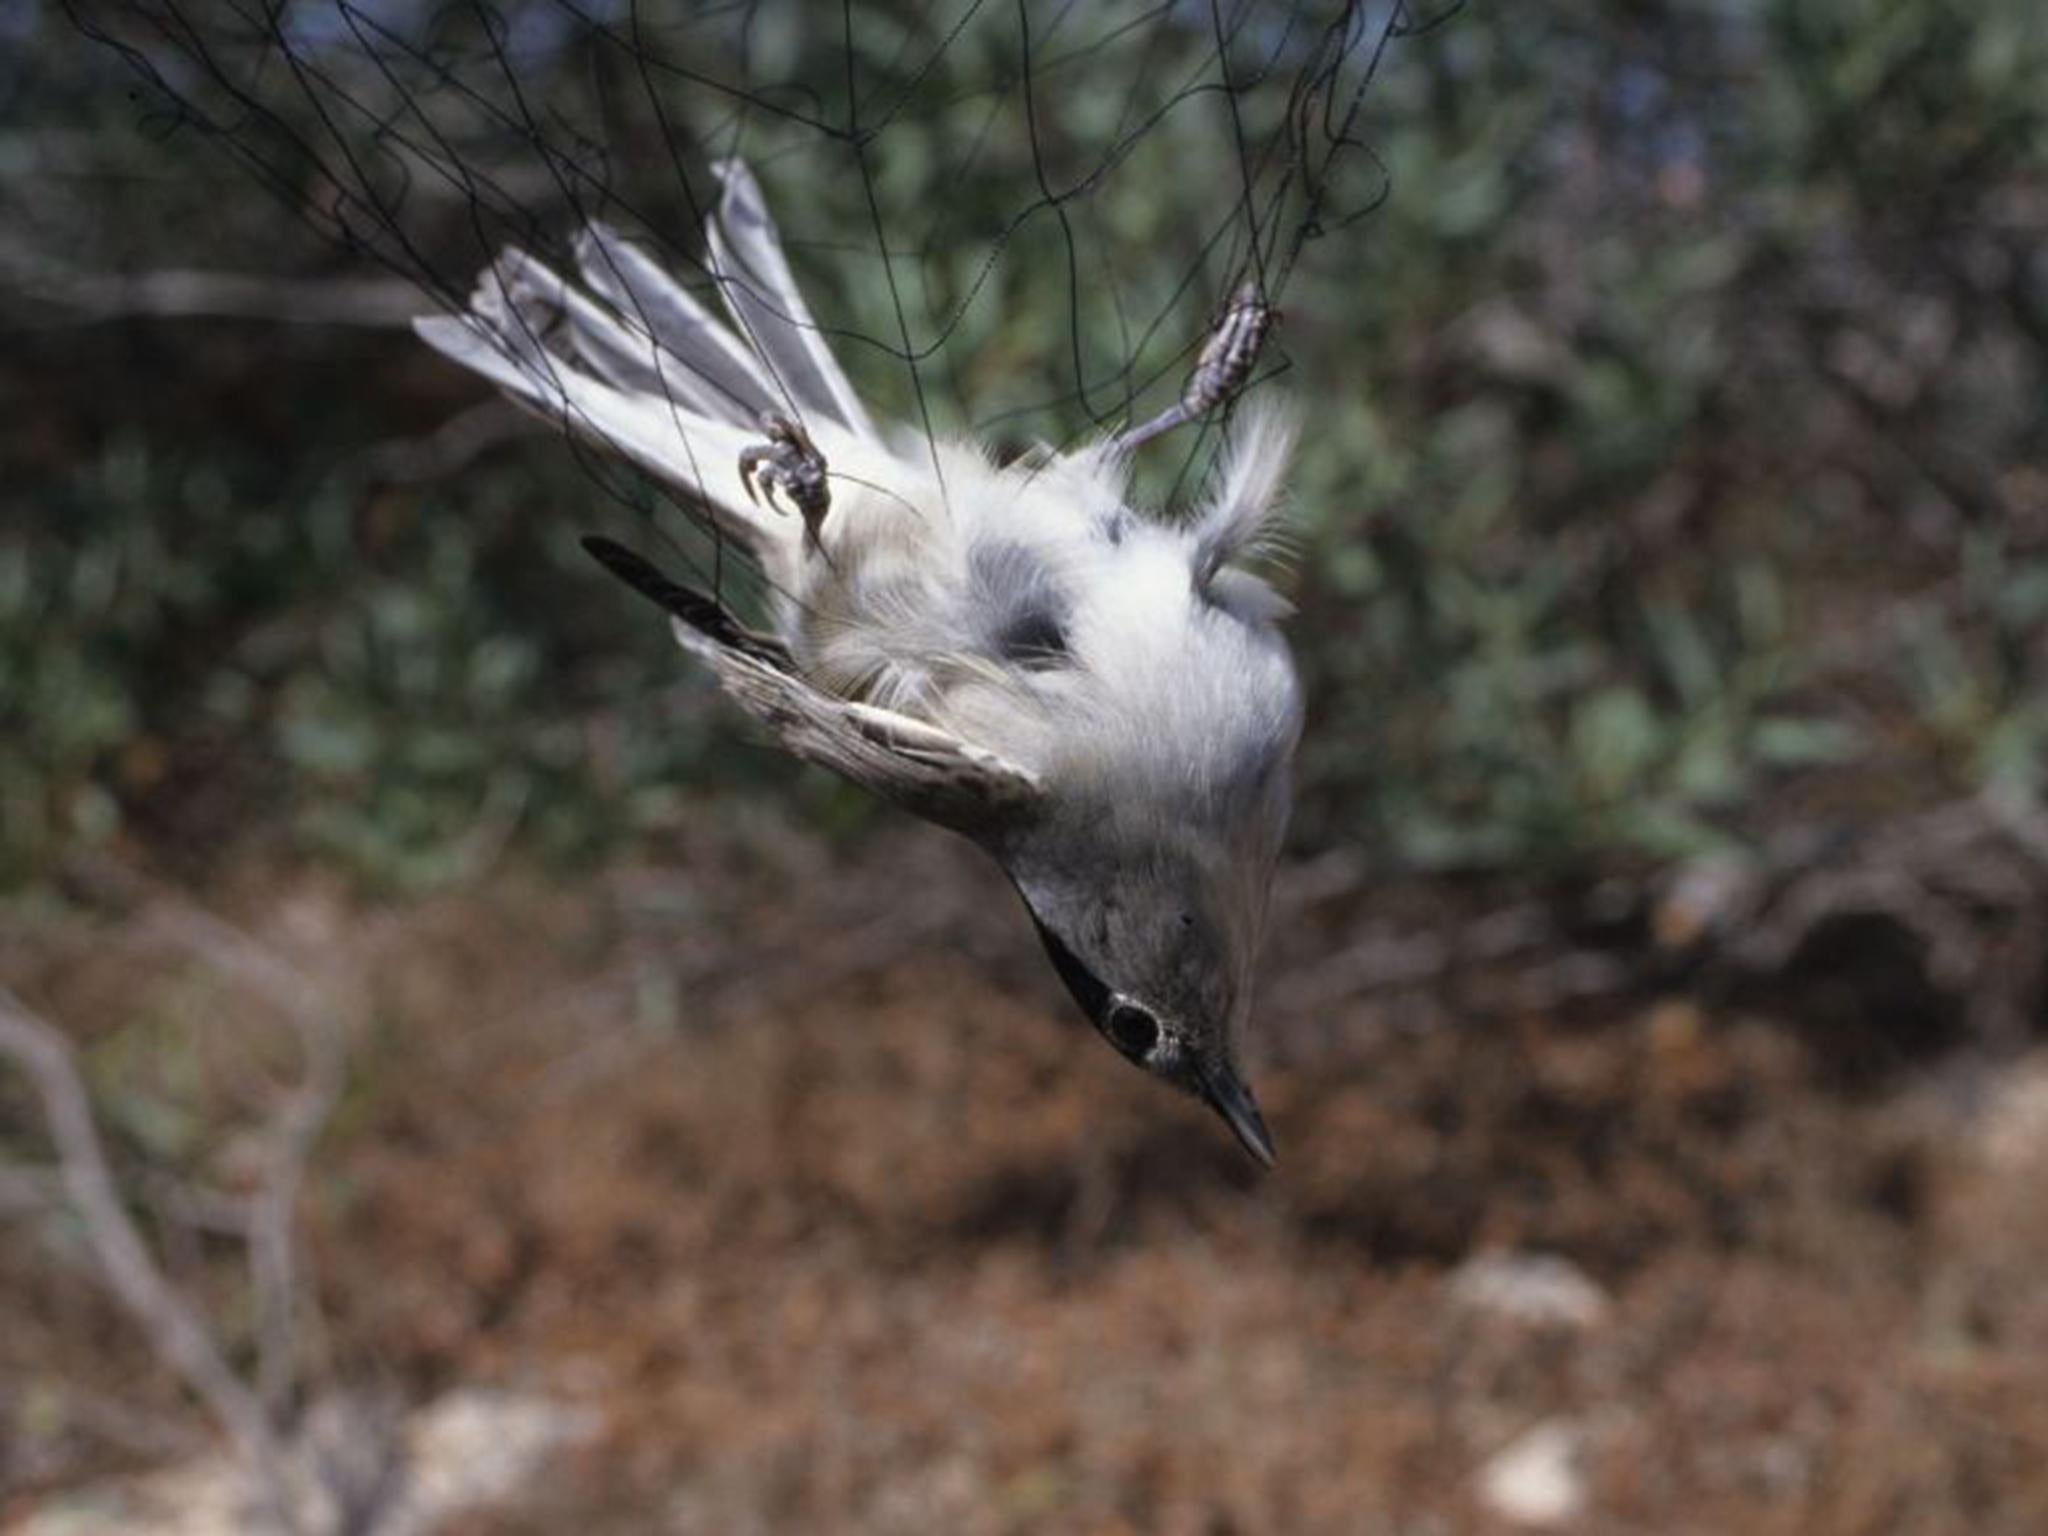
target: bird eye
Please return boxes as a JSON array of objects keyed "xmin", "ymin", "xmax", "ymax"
[{"xmin": 1103, "ymin": 1001, "xmax": 1160, "ymax": 1061}]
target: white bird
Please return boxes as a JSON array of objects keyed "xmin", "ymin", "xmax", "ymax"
[{"xmin": 415, "ymin": 160, "xmax": 1302, "ymax": 1165}]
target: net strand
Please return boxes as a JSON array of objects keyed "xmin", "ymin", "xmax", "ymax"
[{"xmin": 66, "ymin": 0, "xmax": 1421, "ymax": 613}]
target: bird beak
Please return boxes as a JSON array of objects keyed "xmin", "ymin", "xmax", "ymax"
[{"xmin": 1197, "ymin": 1059, "xmax": 1276, "ymax": 1169}]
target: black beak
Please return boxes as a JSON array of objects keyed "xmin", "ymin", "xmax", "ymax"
[{"xmin": 1197, "ymin": 1059, "xmax": 1276, "ymax": 1169}]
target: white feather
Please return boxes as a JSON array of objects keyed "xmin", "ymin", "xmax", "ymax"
[
  {"xmin": 572, "ymin": 221, "xmax": 782, "ymax": 429},
  {"xmin": 703, "ymin": 159, "xmax": 877, "ymax": 440},
  {"xmin": 1193, "ymin": 395, "xmax": 1298, "ymax": 579},
  {"xmin": 413, "ymin": 254, "xmax": 788, "ymax": 557}
]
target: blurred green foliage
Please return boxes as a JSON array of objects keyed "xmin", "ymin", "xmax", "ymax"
[
  {"xmin": 2, "ymin": 372, "xmax": 752, "ymax": 889},
  {"xmin": 5, "ymin": 0, "xmax": 2047, "ymax": 889}
]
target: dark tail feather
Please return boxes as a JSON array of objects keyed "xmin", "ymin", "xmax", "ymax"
[{"xmin": 580, "ymin": 536, "xmax": 792, "ymax": 667}]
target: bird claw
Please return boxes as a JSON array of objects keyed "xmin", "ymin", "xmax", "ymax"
[
  {"xmin": 737, "ymin": 413, "xmax": 831, "ymax": 546},
  {"xmin": 1114, "ymin": 280, "xmax": 1275, "ymax": 451}
]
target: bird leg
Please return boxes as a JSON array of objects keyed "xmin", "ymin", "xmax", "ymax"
[
  {"xmin": 1114, "ymin": 280, "xmax": 1276, "ymax": 451},
  {"xmin": 738, "ymin": 412, "xmax": 832, "ymax": 549}
]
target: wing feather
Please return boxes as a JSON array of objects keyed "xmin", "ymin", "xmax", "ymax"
[
  {"xmin": 581, "ymin": 536, "xmax": 1037, "ymax": 828},
  {"xmin": 671, "ymin": 624, "xmax": 1040, "ymax": 832}
]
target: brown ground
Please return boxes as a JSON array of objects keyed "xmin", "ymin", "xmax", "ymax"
[{"xmin": 6, "ymin": 826, "xmax": 2048, "ymax": 1533}]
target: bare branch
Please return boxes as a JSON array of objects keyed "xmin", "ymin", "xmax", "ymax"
[
  {"xmin": 0, "ymin": 234, "xmax": 419, "ymax": 328},
  {"xmin": 8, "ymin": 268, "xmax": 423, "ymax": 326},
  {"xmin": 0, "ymin": 986, "xmax": 304, "ymax": 1533},
  {"xmin": 146, "ymin": 905, "xmax": 352, "ymax": 1419}
]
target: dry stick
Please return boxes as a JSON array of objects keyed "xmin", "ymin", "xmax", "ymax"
[
  {"xmin": 53, "ymin": 860, "xmax": 357, "ymax": 1421},
  {"xmin": 5, "ymin": 266, "xmax": 423, "ymax": 327},
  {"xmin": 149, "ymin": 907, "xmax": 351, "ymax": 1420},
  {"xmin": 0, "ymin": 987, "xmax": 305, "ymax": 1534}
]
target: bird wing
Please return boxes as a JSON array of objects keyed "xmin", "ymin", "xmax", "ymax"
[
  {"xmin": 580, "ymin": 538, "xmax": 1039, "ymax": 831},
  {"xmin": 580, "ymin": 537, "xmax": 792, "ymax": 666},
  {"xmin": 679, "ymin": 630, "xmax": 1042, "ymax": 833}
]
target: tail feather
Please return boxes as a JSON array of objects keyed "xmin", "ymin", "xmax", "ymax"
[
  {"xmin": 572, "ymin": 222, "xmax": 775, "ymax": 428},
  {"xmin": 413, "ymin": 160, "xmax": 886, "ymax": 567},
  {"xmin": 704, "ymin": 159, "xmax": 877, "ymax": 439},
  {"xmin": 490, "ymin": 246, "xmax": 672, "ymax": 401},
  {"xmin": 413, "ymin": 255, "xmax": 784, "ymax": 554},
  {"xmin": 413, "ymin": 257, "xmax": 595, "ymax": 430}
]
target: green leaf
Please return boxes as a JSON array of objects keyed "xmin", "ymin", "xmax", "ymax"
[{"xmin": 1571, "ymin": 687, "xmax": 1664, "ymax": 798}]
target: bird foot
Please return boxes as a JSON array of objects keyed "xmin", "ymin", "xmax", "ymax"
[{"xmin": 738, "ymin": 413, "xmax": 831, "ymax": 549}]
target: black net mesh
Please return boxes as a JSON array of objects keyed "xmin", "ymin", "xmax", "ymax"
[{"xmin": 63, "ymin": 0, "xmax": 1441, "ymax": 599}]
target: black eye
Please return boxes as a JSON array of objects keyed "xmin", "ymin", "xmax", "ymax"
[{"xmin": 1104, "ymin": 1002, "xmax": 1159, "ymax": 1060}]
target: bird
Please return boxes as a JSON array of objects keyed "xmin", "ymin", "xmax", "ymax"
[{"xmin": 414, "ymin": 160, "xmax": 1302, "ymax": 1166}]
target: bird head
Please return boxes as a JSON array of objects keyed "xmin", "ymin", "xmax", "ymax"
[{"xmin": 1000, "ymin": 714, "xmax": 1295, "ymax": 1167}]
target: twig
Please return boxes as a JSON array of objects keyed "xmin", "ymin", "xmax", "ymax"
[
  {"xmin": 147, "ymin": 906, "xmax": 351, "ymax": 1419},
  {"xmin": 9, "ymin": 269, "xmax": 423, "ymax": 327},
  {"xmin": 0, "ymin": 234, "xmax": 420, "ymax": 327},
  {"xmin": 0, "ymin": 986, "xmax": 305, "ymax": 1533}
]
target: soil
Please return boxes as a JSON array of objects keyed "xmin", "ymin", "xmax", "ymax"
[{"xmin": 5, "ymin": 828, "xmax": 2048, "ymax": 1533}]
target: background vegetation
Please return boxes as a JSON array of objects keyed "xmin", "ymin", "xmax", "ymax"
[
  {"xmin": 6, "ymin": 2, "xmax": 2048, "ymax": 1530},
  {"xmin": 8, "ymin": 1, "xmax": 2048, "ymax": 888}
]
